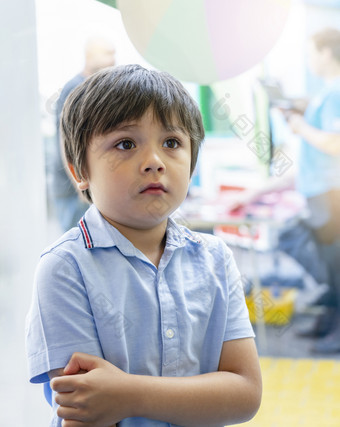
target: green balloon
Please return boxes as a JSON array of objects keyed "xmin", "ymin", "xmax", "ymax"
[{"xmin": 95, "ymin": 0, "xmax": 117, "ymax": 9}]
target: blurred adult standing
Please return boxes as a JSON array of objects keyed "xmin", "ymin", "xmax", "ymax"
[
  {"xmin": 51, "ymin": 37, "xmax": 116, "ymax": 231},
  {"xmin": 287, "ymin": 28, "xmax": 340, "ymax": 353},
  {"xmin": 228, "ymin": 28, "xmax": 340, "ymax": 353}
]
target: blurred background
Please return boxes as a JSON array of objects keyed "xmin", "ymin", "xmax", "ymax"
[{"xmin": 1, "ymin": 0, "xmax": 340, "ymax": 425}]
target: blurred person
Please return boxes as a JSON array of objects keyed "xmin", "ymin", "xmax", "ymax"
[
  {"xmin": 51, "ymin": 36, "xmax": 116, "ymax": 231},
  {"xmin": 228, "ymin": 28, "xmax": 340, "ymax": 353}
]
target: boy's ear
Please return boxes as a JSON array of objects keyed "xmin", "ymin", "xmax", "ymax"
[{"xmin": 67, "ymin": 163, "xmax": 89, "ymax": 191}]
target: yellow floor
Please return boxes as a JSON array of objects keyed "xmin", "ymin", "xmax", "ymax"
[{"xmin": 235, "ymin": 357, "xmax": 340, "ymax": 427}]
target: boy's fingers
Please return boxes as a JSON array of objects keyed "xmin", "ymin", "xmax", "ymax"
[
  {"xmin": 62, "ymin": 422, "xmax": 85, "ymax": 427},
  {"xmin": 55, "ymin": 391, "xmax": 76, "ymax": 408},
  {"xmin": 58, "ymin": 406, "xmax": 83, "ymax": 423},
  {"xmin": 61, "ymin": 422, "xmax": 82, "ymax": 427},
  {"xmin": 58, "ymin": 405, "xmax": 77, "ymax": 420},
  {"xmin": 51, "ymin": 376, "xmax": 78, "ymax": 393},
  {"xmin": 64, "ymin": 352, "xmax": 102, "ymax": 375}
]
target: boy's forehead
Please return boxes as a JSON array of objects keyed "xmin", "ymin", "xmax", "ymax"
[{"xmin": 112, "ymin": 110, "xmax": 188, "ymax": 135}]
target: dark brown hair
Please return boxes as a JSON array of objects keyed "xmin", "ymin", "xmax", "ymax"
[
  {"xmin": 311, "ymin": 28, "xmax": 340, "ymax": 62},
  {"xmin": 60, "ymin": 64, "xmax": 205, "ymax": 202}
]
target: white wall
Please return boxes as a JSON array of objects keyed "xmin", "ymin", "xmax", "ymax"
[
  {"xmin": 0, "ymin": 0, "xmax": 51, "ymax": 425},
  {"xmin": 35, "ymin": 0, "xmax": 151, "ymax": 99},
  {"xmin": 263, "ymin": 0, "xmax": 340, "ymax": 97},
  {"xmin": 263, "ymin": 0, "xmax": 307, "ymax": 97}
]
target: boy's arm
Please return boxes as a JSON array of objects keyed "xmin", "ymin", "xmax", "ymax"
[
  {"xmin": 133, "ymin": 337, "xmax": 262, "ymax": 426},
  {"xmin": 51, "ymin": 337, "xmax": 261, "ymax": 427}
]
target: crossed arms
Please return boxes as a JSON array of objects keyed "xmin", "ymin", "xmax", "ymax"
[{"xmin": 49, "ymin": 337, "xmax": 262, "ymax": 427}]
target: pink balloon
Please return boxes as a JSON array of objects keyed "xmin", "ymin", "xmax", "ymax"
[
  {"xmin": 206, "ymin": 0, "xmax": 291, "ymax": 81},
  {"xmin": 117, "ymin": 0, "xmax": 291, "ymax": 83}
]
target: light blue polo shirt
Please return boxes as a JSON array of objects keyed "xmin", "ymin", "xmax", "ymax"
[
  {"xmin": 297, "ymin": 78, "xmax": 340, "ymax": 198},
  {"xmin": 25, "ymin": 204, "xmax": 254, "ymax": 427}
]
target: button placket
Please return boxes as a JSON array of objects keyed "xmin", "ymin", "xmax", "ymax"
[
  {"xmin": 165, "ymin": 328, "xmax": 175, "ymax": 339},
  {"xmin": 156, "ymin": 269, "xmax": 179, "ymax": 375}
]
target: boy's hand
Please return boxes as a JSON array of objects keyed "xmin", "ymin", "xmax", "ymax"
[{"xmin": 51, "ymin": 352, "xmax": 131, "ymax": 427}]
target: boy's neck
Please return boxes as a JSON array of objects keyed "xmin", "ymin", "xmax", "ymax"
[{"xmin": 103, "ymin": 216, "xmax": 168, "ymax": 268}]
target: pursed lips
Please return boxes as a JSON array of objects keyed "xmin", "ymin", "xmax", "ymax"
[{"xmin": 140, "ymin": 183, "xmax": 167, "ymax": 194}]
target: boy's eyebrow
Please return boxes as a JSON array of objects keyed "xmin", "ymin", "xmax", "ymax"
[
  {"xmin": 164, "ymin": 125, "xmax": 188, "ymax": 135},
  {"xmin": 113, "ymin": 123, "xmax": 188, "ymax": 135},
  {"xmin": 114, "ymin": 123, "xmax": 139, "ymax": 131}
]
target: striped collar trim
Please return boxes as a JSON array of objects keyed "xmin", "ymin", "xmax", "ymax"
[
  {"xmin": 77, "ymin": 207, "xmax": 202, "ymax": 250},
  {"xmin": 78, "ymin": 217, "xmax": 94, "ymax": 249}
]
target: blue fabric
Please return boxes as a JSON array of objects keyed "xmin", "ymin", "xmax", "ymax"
[
  {"xmin": 296, "ymin": 78, "xmax": 340, "ymax": 197},
  {"xmin": 50, "ymin": 73, "xmax": 88, "ymax": 231},
  {"xmin": 25, "ymin": 204, "xmax": 254, "ymax": 427},
  {"xmin": 278, "ymin": 220, "xmax": 329, "ymax": 284},
  {"xmin": 43, "ymin": 381, "xmax": 52, "ymax": 406},
  {"xmin": 52, "ymin": 73, "xmax": 85, "ymax": 199}
]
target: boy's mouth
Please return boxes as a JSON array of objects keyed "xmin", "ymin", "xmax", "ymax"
[{"xmin": 140, "ymin": 183, "xmax": 167, "ymax": 194}]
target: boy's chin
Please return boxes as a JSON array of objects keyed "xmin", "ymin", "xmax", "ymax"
[
  {"xmin": 106, "ymin": 215, "xmax": 169, "ymax": 232},
  {"xmin": 131, "ymin": 216, "xmax": 169, "ymax": 231}
]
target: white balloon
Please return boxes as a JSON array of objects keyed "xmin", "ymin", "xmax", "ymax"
[{"xmin": 117, "ymin": 0, "xmax": 292, "ymax": 84}]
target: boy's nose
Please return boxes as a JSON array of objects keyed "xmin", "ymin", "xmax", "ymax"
[{"xmin": 141, "ymin": 149, "xmax": 166, "ymax": 174}]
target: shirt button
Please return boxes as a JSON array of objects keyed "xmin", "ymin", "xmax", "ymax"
[{"xmin": 165, "ymin": 328, "xmax": 175, "ymax": 339}]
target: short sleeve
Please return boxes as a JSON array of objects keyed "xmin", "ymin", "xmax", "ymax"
[
  {"xmin": 320, "ymin": 91, "xmax": 340, "ymax": 133},
  {"xmin": 223, "ymin": 246, "xmax": 255, "ymax": 341},
  {"xmin": 25, "ymin": 251, "xmax": 103, "ymax": 384}
]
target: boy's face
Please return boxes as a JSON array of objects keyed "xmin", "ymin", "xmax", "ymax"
[{"xmin": 78, "ymin": 108, "xmax": 191, "ymax": 230}]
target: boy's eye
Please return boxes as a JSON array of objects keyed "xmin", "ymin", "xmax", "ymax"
[
  {"xmin": 163, "ymin": 138, "xmax": 179, "ymax": 149},
  {"xmin": 116, "ymin": 140, "xmax": 136, "ymax": 150}
]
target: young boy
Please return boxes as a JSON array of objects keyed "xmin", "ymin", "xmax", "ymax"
[{"xmin": 26, "ymin": 64, "xmax": 261, "ymax": 427}]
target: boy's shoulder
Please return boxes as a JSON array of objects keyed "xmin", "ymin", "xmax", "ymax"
[
  {"xmin": 41, "ymin": 226, "xmax": 83, "ymax": 257},
  {"xmin": 41, "ymin": 205, "xmax": 110, "ymax": 258}
]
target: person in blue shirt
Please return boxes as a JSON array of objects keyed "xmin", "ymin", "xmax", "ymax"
[
  {"xmin": 286, "ymin": 28, "xmax": 340, "ymax": 353},
  {"xmin": 228, "ymin": 28, "xmax": 340, "ymax": 353},
  {"xmin": 26, "ymin": 64, "xmax": 261, "ymax": 427}
]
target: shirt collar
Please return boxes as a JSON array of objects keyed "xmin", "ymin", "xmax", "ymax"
[{"xmin": 78, "ymin": 205, "xmax": 202, "ymax": 254}]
